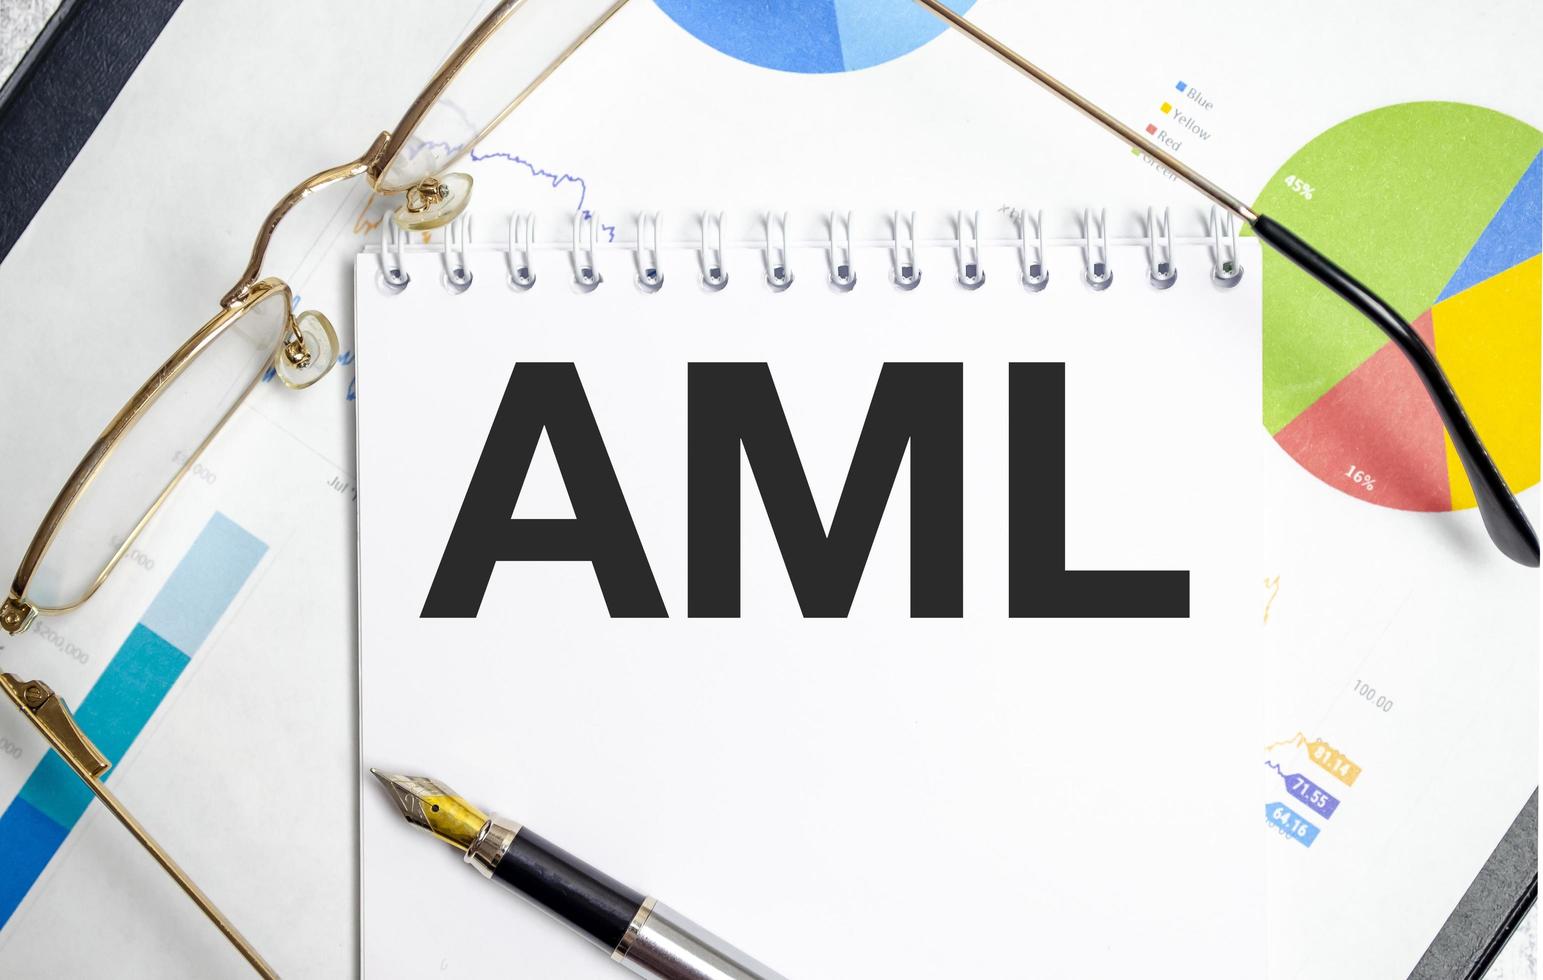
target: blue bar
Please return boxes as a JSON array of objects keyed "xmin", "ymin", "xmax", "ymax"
[
  {"xmin": 19, "ymin": 625, "xmax": 188, "ymax": 829},
  {"xmin": 0, "ymin": 801, "xmax": 68, "ymax": 926},
  {"xmin": 141, "ymin": 512, "xmax": 267, "ymax": 653},
  {"xmin": 0, "ymin": 512, "xmax": 266, "ymax": 931}
]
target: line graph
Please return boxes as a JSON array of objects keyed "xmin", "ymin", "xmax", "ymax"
[{"xmin": 1264, "ymin": 732, "xmax": 1361, "ymax": 848}]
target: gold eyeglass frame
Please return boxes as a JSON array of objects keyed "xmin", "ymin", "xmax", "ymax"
[
  {"xmin": 4, "ymin": 0, "xmax": 634, "ymax": 636},
  {"xmin": 4, "ymin": 279, "xmax": 297, "ymax": 627},
  {"xmin": 0, "ymin": 1, "xmax": 635, "ymax": 976}
]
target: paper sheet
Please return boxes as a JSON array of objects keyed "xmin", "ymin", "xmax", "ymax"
[{"xmin": 354, "ymin": 229, "xmax": 1266, "ymax": 978}]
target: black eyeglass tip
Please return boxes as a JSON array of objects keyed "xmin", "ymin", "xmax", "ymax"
[
  {"xmin": 1504, "ymin": 533, "xmax": 1540, "ymax": 569},
  {"xmin": 1476, "ymin": 495, "xmax": 1540, "ymax": 568}
]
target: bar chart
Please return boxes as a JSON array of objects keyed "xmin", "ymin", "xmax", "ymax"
[{"xmin": 0, "ymin": 513, "xmax": 266, "ymax": 927}]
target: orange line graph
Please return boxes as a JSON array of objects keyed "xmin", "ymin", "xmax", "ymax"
[
  {"xmin": 1264, "ymin": 732, "xmax": 1309, "ymax": 752},
  {"xmin": 353, "ymin": 194, "xmax": 384, "ymax": 235}
]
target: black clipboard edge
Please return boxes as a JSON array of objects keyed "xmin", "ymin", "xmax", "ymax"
[{"xmin": 1411, "ymin": 789, "xmax": 1537, "ymax": 980}]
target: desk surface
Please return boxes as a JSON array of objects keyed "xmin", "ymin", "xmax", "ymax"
[{"xmin": 0, "ymin": 1, "xmax": 1534, "ymax": 977}]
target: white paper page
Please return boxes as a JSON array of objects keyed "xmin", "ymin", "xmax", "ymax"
[{"xmin": 355, "ymin": 233, "xmax": 1266, "ymax": 978}]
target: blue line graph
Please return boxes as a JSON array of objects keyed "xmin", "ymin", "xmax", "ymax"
[
  {"xmin": 411, "ymin": 141, "xmax": 615, "ymax": 240},
  {"xmin": 466, "ymin": 149, "xmax": 593, "ymax": 216}
]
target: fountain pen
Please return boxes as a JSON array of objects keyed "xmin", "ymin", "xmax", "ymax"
[{"xmin": 371, "ymin": 770, "xmax": 789, "ymax": 980}]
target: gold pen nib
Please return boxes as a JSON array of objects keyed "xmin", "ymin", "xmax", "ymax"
[{"xmin": 370, "ymin": 769, "xmax": 488, "ymax": 852}]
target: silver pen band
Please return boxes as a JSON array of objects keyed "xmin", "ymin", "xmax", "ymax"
[
  {"xmin": 612, "ymin": 899, "xmax": 789, "ymax": 980},
  {"xmin": 464, "ymin": 814, "xmax": 519, "ymax": 878}
]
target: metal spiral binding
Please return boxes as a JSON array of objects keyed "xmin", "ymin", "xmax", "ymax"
[
  {"xmin": 700, "ymin": 211, "xmax": 729, "ymax": 292},
  {"xmin": 508, "ymin": 212, "xmax": 537, "ymax": 290},
  {"xmin": 635, "ymin": 212, "xmax": 664, "ymax": 294},
  {"xmin": 1019, "ymin": 208, "xmax": 1049, "ymax": 292},
  {"xmin": 442, "ymin": 214, "xmax": 473, "ymax": 294},
  {"xmin": 369, "ymin": 207, "xmax": 1251, "ymax": 297},
  {"xmin": 828, "ymin": 211, "xmax": 857, "ymax": 292},
  {"xmin": 571, "ymin": 212, "xmax": 603, "ymax": 293},
  {"xmin": 764, "ymin": 212, "xmax": 795, "ymax": 292},
  {"xmin": 956, "ymin": 210, "xmax": 986, "ymax": 290},
  {"xmin": 892, "ymin": 210, "xmax": 922, "ymax": 291},
  {"xmin": 1209, "ymin": 206, "xmax": 1245, "ymax": 288},
  {"xmin": 1146, "ymin": 206, "xmax": 1178, "ymax": 290},
  {"xmin": 378, "ymin": 216, "xmax": 411, "ymax": 292},
  {"xmin": 1082, "ymin": 208, "xmax": 1114, "ymax": 291}
]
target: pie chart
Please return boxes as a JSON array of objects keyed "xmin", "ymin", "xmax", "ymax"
[
  {"xmin": 654, "ymin": 0, "xmax": 976, "ymax": 73},
  {"xmin": 1257, "ymin": 103, "xmax": 1541, "ymax": 511}
]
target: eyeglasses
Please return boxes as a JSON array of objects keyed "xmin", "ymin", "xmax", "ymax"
[
  {"xmin": 0, "ymin": 1, "xmax": 632, "ymax": 975},
  {"xmin": 1, "ymin": 0, "xmax": 632, "ymax": 640},
  {"xmin": 2, "ymin": 0, "xmax": 1535, "ymax": 972}
]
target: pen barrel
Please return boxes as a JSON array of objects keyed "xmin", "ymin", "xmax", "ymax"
[
  {"xmin": 469, "ymin": 816, "xmax": 786, "ymax": 980},
  {"xmin": 614, "ymin": 901, "xmax": 788, "ymax": 980},
  {"xmin": 478, "ymin": 817, "xmax": 647, "ymax": 950}
]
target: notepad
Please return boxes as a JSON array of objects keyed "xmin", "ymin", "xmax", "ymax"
[{"xmin": 354, "ymin": 212, "xmax": 1266, "ymax": 978}]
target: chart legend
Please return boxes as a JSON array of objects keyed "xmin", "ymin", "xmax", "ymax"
[{"xmin": 1130, "ymin": 76, "xmax": 1219, "ymax": 181}]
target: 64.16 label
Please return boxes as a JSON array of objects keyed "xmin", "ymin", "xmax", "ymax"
[{"xmin": 1266, "ymin": 802, "xmax": 1321, "ymax": 847}]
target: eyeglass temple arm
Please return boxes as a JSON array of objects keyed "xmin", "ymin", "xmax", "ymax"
[
  {"xmin": 0, "ymin": 673, "xmax": 280, "ymax": 977},
  {"xmin": 1252, "ymin": 218, "xmax": 1539, "ymax": 566},
  {"xmin": 915, "ymin": 0, "xmax": 1539, "ymax": 568},
  {"xmin": 219, "ymin": 131, "xmax": 391, "ymax": 309}
]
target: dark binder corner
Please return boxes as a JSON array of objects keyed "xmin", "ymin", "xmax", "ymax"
[{"xmin": 0, "ymin": 0, "xmax": 184, "ymax": 262}]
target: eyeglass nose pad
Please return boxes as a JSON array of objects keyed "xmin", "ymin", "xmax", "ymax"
[
  {"xmin": 392, "ymin": 172, "xmax": 474, "ymax": 231},
  {"xmin": 275, "ymin": 310, "xmax": 340, "ymax": 389}
]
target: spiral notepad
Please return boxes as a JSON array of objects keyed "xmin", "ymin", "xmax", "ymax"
[
  {"xmin": 367, "ymin": 205, "xmax": 1250, "ymax": 298},
  {"xmin": 354, "ymin": 206, "xmax": 1267, "ymax": 978}
]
